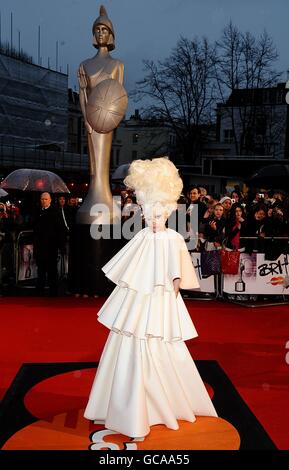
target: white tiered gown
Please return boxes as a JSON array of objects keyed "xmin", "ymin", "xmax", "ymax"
[{"xmin": 84, "ymin": 227, "xmax": 217, "ymax": 438}]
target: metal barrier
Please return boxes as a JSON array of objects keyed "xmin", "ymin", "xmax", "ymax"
[
  {"xmin": 186, "ymin": 236, "xmax": 289, "ymax": 307},
  {"xmin": 183, "ymin": 251, "xmax": 218, "ymax": 300},
  {"xmin": 14, "ymin": 230, "xmax": 68, "ymax": 288},
  {"xmin": 2, "ymin": 230, "xmax": 289, "ymax": 306},
  {"xmin": 15, "ymin": 230, "xmax": 37, "ymax": 287}
]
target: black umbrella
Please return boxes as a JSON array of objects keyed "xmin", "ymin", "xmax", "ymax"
[
  {"xmin": 248, "ymin": 164, "xmax": 289, "ymax": 189},
  {"xmin": 111, "ymin": 163, "xmax": 130, "ymax": 181}
]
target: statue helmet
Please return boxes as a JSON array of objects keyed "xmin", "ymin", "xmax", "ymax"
[{"xmin": 92, "ymin": 5, "xmax": 115, "ymax": 51}]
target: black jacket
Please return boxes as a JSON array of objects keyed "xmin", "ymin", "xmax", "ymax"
[
  {"xmin": 204, "ymin": 216, "xmax": 226, "ymax": 244},
  {"xmin": 33, "ymin": 206, "xmax": 66, "ymax": 260}
]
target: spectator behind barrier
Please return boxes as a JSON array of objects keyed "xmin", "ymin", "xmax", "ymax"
[
  {"xmin": 245, "ymin": 204, "xmax": 268, "ymax": 253},
  {"xmin": 186, "ymin": 186, "xmax": 208, "ymax": 231},
  {"xmin": 219, "ymin": 196, "xmax": 232, "ymax": 220},
  {"xmin": 203, "ymin": 203, "xmax": 226, "ymax": 249},
  {"xmin": 225, "ymin": 203, "xmax": 247, "ymax": 251},
  {"xmin": 263, "ymin": 203, "xmax": 288, "ymax": 260}
]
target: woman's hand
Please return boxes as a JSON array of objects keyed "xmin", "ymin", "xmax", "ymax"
[
  {"xmin": 173, "ymin": 277, "xmax": 181, "ymax": 298},
  {"xmin": 209, "ymin": 220, "xmax": 217, "ymax": 230}
]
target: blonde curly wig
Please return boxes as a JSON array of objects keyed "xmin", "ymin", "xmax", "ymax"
[{"xmin": 123, "ymin": 157, "xmax": 183, "ymax": 216}]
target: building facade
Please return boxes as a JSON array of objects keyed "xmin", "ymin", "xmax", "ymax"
[
  {"xmin": 216, "ymin": 83, "xmax": 288, "ymax": 159},
  {"xmin": 0, "ymin": 52, "xmax": 68, "ymax": 149},
  {"xmin": 110, "ymin": 110, "xmax": 177, "ymax": 167}
]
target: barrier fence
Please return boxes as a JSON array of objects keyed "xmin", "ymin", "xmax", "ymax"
[
  {"xmin": 1, "ymin": 231, "xmax": 289, "ymax": 305},
  {"xmin": 187, "ymin": 236, "xmax": 289, "ymax": 306}
]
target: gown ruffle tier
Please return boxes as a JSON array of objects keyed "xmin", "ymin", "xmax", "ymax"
[{"xmin": 84, "ymin": 227, "xmax": 217, "ymax": 438}]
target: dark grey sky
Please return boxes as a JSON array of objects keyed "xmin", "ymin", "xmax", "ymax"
[{"xmin": 1, "ymin": 0, "xmax": 289, "ymax": 115}]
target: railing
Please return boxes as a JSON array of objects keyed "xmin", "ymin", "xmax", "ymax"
[{"xmin": 1, "ymin": 232, "xmax": 289, "ymax": 306}]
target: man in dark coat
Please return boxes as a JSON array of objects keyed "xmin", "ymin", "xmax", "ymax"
[{"xmin": 33, "ymin": 192, "xmax": 66, "ymax": 296}]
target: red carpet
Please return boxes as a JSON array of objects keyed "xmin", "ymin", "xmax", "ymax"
[{"xmin": 0, "ymin": 296, "xmax": 288, "ymax": 449}]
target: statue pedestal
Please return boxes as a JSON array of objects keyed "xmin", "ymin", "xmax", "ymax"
[{"xmin": 69, "ymin": 224, "xmax": 125, "ymax": 296}]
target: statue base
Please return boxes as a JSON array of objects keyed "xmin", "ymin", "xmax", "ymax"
[{"xmin": 69, "ymin": 224, "xmax": 125, "ymax": 296}]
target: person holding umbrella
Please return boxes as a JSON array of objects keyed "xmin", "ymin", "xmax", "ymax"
[{"xmin": 33, "ymin": 192, "xmax": 66, "ymax": 296}]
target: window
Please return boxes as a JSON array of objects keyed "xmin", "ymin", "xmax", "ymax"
[
  {"xmin": 81, "ymin": 122, "xmax": 86, "ymax": 136},
  {"xmin": 277, "ymin": 89, "xmax": 284, "ymax": 104},
  {"xmin": 223, "ymin": 129, "xmax": 234, "ymax": 143},
  {"xmin": 132, "ymin": 133, "xmax": 139, "ymax": 144},
  {"xmin": 68, "ymin": 118, "xmax": 74, "ymax": 134},
  {"xmin": 116, "ymin": 149, "xmax": 120, "ymax": 166},
  {"xmin": 169, "ymin": 134, "xmax": 176, "ymax": 145},
  {"xmin": 255, "ymin": 117, "xmax": 267, "ymax": 136}
]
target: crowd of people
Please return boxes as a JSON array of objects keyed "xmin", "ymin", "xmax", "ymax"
[
  {"xmin": 0, "ymin": 194, "xmax": 79, "ymax": 295},
  {"xmin": 121, "ymin": 185, "xmax": 289, "ymax": 259},
  {"xmin": 1, "ymin": 184, "xmax": 289, "ymax": 295}
]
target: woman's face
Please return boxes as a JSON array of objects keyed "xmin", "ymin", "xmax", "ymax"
[
  {"xmin": 143, "ymin": 203, "xmax": 168, "ymax": 232},
  {"xmin": 214, "ymin": 205, "xmax": 224, "ymax": 219},
  {"xmin": 235, "ymin": 207, "xmax": 243, "ymax": 219},
  {"xmin": 94, "ymin": 24, "xmax": 110, "ymax": 47},
  {"xmin": 58, "ymin": 196, "xmax": 66, "ymax": 207},
  {"xmin": 222, "ymin": 199, "xmax": 232, "ymax": 210}
]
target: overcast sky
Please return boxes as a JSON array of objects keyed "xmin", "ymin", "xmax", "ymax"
[{"xmin": 1, "ymin": 0, "xmax": 289, "ymax": 115}]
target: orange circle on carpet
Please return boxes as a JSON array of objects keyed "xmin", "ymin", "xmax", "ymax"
[{"xmin": 2, "ymin": 412, "xmax": 240, "ymax": 450}]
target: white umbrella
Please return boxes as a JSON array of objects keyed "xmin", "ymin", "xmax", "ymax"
[
  {"xmin": 0, "ymin": 188, "xmax": 8, "ymax": 198},
  {"xmin": 0, "ymin": 169, "xmax": 70, "ymax": 193}
]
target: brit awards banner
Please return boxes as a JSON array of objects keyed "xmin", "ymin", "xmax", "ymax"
[
  {"xmin": 190, "ymin": 252, "xmax": 215, "ymax": 293},
  {"xmin": 18, "ymin": 244, "xmax": 38, "ymax": 281},
  {"xmin": 223, "ymin": 253, "xmax": 289, "ymax": 295}
]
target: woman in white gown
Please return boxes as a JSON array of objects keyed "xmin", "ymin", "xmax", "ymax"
[{"xmin": 84, "ymin": 157, "xmax": 217, "ymax": 438}]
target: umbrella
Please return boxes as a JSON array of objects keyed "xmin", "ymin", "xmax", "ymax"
[
  {"xmin": 0, "ymin": 188, "xmax": 8, "ymax": 198},
  {"xmin": 0, "ymin": 169, "xmax": 70, "ymax": 193},
  {"xmin": 248, "ymin": 164, "xmax": 289, "ymax": 189},
  {"xmin": 111, "ymin": 163, "xmax": 130, "ymax": 181}
]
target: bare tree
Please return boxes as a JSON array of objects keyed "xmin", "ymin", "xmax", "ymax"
[
  {"xmin": 215, "ymin": 21, "xmax": 281, "ymax": 155},
  {"xmin": 133, "ymin": 37, "xmax": 217, "ymax": 164}
]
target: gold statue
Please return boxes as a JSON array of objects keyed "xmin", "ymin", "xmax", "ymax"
[{"xmin": 77, "ymin": 5, "xmax": 127, "ymax": 224}]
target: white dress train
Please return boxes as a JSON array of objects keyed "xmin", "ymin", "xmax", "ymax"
[{"xmin": 84, "ymin": 227, "xmax": 217, "ymax": 437}]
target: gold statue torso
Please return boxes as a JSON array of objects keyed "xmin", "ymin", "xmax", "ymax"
[{"xmin": 80, "ymin": 56, "xmax": 124, "ymax": 91}]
